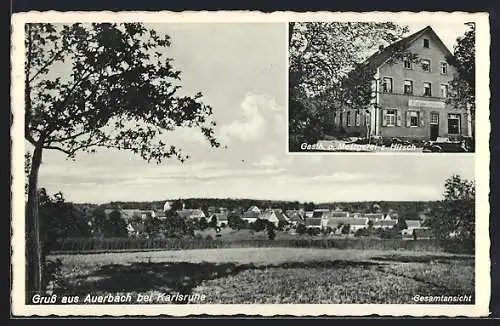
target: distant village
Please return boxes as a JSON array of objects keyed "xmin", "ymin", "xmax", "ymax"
[{"xmin": 97, "ymin": 200, "xmax": 432, "ymax": 241}]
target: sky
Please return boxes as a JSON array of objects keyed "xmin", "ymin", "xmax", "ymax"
[{"xmin": 33, "ymin": 22, "xmax": 475, "ymax": 204}]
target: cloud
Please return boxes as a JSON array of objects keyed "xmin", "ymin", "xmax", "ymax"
[
  {"xmin": 254, "ymin": 154, "xmax": 278, "ymax": 167},
  {"xmin": 219, "ymin": 93, "xmax": 282, "ymax": 143}
]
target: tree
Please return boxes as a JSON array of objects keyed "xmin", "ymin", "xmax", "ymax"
[
  {"xmin": 341, "ymin": 224, "xmax": 351, "ymax": 235},
  {"xmin": 252, "ymin": 218, "xmax": 267, "ymax": 232},
  {"xmin": 267, "ymin": 224, "xmax": 276, "ymax": 240},
  {"xmin": 395, "ymin": 218, "xmax": 408, "ymax": 231},
  {"xmin": 25, "ymin": 23, "xmax": 220, "ymax": 294},
  {"xmin": 105, "ymin": 210, "xmax": 128, "ymax": 237},
  {"xmin": 288, "ymin": 23, "xmax": 409, "ymax": 146},
  {"xmin": 227, "ymin": 214, "xmax": 245, "ymax": 230},
  {"xmin": 209, "ymin": 215, "xmax": 218, "ymax": 229},
  {"xmin": 198, "ymin": 217, "xmax": 208, "ymax": 230},
  {"xmin": 424, "ymin": 175, "xmax": 475, "ymax": 241},
  {"xmin": 446, "ymin": 23, "xmax": 475, "ymax": 139},
  {"xmin": 296, "ymin": 223, "xmax": 307, "ymax": 235}
]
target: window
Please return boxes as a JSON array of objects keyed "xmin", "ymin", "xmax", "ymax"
[
  {"xmin": 404, "ymin": 80, "xmax": 413, "ymax": 95},
  {"xmin": 440, "ymin": 84, "xmax": 448, "ymax": 98},
  {"xmin": 346, "ymin": 111, "xmax": 351, "ymax": 126},
  {"xmin": 409, "ymin": 111, "xmax": 419, "ymax": 127},
  {"xmin": 404, "ymin": 58, "xmax": 412, "ymax": 69},
  {"xmin": 423, "ymin": 39, "xmax": 429, "ymax": 48},
  {"xmin": 382, "ymin": 77, "xmax": 393, "ymax": 93},
  {"xmin": 421, "ymin": 59, "xmax": 431, "ymax": 72},
  {"xmin": 440, "ymin": 62, "xmax": 448, "ymax": 74},
  {"xmin": 386, "ymin": 109, "xmax": 396, "ymax": 127},
  {"xmin": 430, "ymin": 112, "xmax": 439, "ymax": 125},
  {"xmin": 423, "ymin": 82, "xmax": 432, "ymax": 96},
  {"xmin": 355, "ymin": 111, "xmax": 360, "ymax": 126},
  {"xmin": 448, "ymin": 114, "xmax": 461, "ymax": 134}
]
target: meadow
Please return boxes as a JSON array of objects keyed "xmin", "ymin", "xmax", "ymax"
[{"xmin": 48, "ymin": 247, "xmax": 474, "ymax": 304}]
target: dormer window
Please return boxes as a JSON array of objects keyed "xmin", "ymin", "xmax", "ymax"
[{"xmin": 423, "ymin": 39, "xmax": 429, "ymax": 48}]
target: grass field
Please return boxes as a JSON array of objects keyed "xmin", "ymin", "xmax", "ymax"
[{"xmin": 48, "ymin": 248, "xmax": 474, "ymax": 304}]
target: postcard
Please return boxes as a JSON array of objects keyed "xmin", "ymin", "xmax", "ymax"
[{"xmin": 11, "ymin": 10, "xmax": 490, "ymax": 317}]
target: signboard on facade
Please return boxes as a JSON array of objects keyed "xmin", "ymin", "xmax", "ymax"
[{"xmin": 408, "ymin": 99, "xmax": 445, "ymax": 109}]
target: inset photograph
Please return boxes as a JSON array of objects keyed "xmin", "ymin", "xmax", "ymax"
[{"xmin": 288, "ymin": 21, "xmax": 476, "ymax": 153}]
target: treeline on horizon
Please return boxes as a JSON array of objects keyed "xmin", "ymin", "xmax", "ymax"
[{"xmin": 74, "ymin": 198, "xmax": 441, "ymax": 218}]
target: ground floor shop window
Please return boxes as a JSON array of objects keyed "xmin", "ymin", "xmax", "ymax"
[
  {"xmin": 409, "ymin": 111, "xmax": 419, "ymax": 127},
  {"xmin": 448, "ymin": 114, "xmax": 461, "ymax": 134}
]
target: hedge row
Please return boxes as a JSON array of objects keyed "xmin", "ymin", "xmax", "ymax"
[{"xmin": 51, "ymin": 237, "xmax": 474, "ymax": 254}]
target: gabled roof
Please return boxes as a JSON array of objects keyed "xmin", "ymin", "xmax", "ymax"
[
  {"xmin": 211, "ymin": 212, "xmax": 228, "ymax": 221},
  {"xmin": 374, "ymin": 219, "xmax": 398, "ymax": 227},
  {"xmin": 304, "ymin": 218, "xmax": 322, "ymax": 226},
  {"xmin": 176, "ymin": 209, "xmax": 205, "ymax": 219},
  {"xmin": 406, "ymin": 220, "xmax": 422, "ymax": 228},
  {"xmin": 330, "ymin": 211, "xmax": 349, "ymax": 218},
  {"xmin": 327, "ymin": 217, "xmax": 369, "ymax": 227},
  {"xmin": 285, "ymin": 210, "xmax": 304, "ymax": 221},
  {"xmin": 363, "ymin": 26, "xmax": 454, "ymax": 71},
  {"xmin": 260, "ymin": 209, "xmax": 279, "ymax": 221},
  {"xmin": 243, "ymin": 211, "xmax": 259, "ymax": 219},
  {"xmin": 312, "ymin": 210, "xmax": 330, "ymax": 218}
]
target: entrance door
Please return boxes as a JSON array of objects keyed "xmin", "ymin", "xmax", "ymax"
[
  {"xmin": 448, "ymin": 114, "xmax": 461, "ymax": 135},
  {"xmin": 430, "ymin": 112, "xmax": 439, "ymax": 141}
]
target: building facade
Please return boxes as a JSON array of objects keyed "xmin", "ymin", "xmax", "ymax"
[{"xmin": 334, "ymin": 26, "xmax": 472, "ymax": 141}]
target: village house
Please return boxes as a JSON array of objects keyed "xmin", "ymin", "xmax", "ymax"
[
  {"xmin": 258, "ymin": 209, "xmax": 280, "ymax": 227},
  {"xmin": 210, "ymin": 212, "xmax": 229, "ymax": 228},
  {"xmin": 285, "ymin": 210, "xmax": 304, "ymax": 225},
  {"xmin": 333, "ymin": 26, "xmax": 471, "ymax": 141},
  {"xmin": 247, "ymin": 205, "xmax": 261, "ymax": 214},
  {"xmin": 408, "ymin": 227, "xmax": 433, "ymax": 240},
  {"xmin": 304, "ymin": 217, "xmax": 322, "ymax": 230},
  {"xmin": 242, "ymin": 211, "xmax": 259, "ymax": 224},
  {"xmin": 176, "ymin": 208, "xmax": 206, "ymax": 220},
  {"xmin": 326, "ymin": 217, "xmax": 369, "ymax": 233},
  {"xmin": 373, "ymin": 217, "xmax": 399, "ymax": 229}
]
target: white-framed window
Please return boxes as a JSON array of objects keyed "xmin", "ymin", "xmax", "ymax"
[
  {"xmin": 423, "ymin": 82, "xmax": 432, "ymax": 96},
  {"xmin": 404, "ymin": 80, "xmax": 413, "ymax": 95},
  {"xmin": 346, "ymin": 111, "xmax": 351, "ymax": 126},
  {"xmin": 440, "ymin": 84, "xmax": 449, "ymax": 98},
  {"xmin": 448, "ymin": 114, "xmax": 461, "ymax": 134},
  {"xmin": 386, "ymin": 109, "xmax": 396, "ymax": 127},
  {"xmin": 355, "ymin": 111, "xmax": 361, "ymax": 126},
  {"xmin": 382, "ymin": 77, "xmax": 393, "ymax": 93},
  {"xmin": 423, "ymin": 39, "xmax": 430, "ymax": 48},
  {"xmin": 421, "ymin": 59, "xmax": 431, "ymax": 72},
  {"xmin": 409, "ymin": 111, "xmax": 419, "ymax": 127},
  {"xmin": 430, "ymin": 112, "xmax": 439, "ymax": 125},
  {"xmin": 440, "ymin": 62, "xmax": 448, "ymax": 74},
  {"xmin": 404, "ymin": 58, "xmax": 412, "ymax": 70}
]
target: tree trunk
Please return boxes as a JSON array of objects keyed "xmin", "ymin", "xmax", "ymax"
[{"xmin": 26, "ymin": 145, "xmax": 43, "ymax": 296}]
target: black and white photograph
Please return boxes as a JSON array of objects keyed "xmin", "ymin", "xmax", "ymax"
[
  {"xmin": 11, "ymin": 11, "xmax": 489, "ymax": 317},
  {"xmin": 288, "ymin": 20, "xmax": 476, "ymax": 153}
]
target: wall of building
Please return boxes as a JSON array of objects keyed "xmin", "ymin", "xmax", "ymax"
[{"xmin": 375, "ymin": 30, "xmax": 469, "ymax": 140}]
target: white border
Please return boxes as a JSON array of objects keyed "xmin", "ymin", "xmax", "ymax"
[{"xmin": 11, "ymin": 11, "xmax": 490, "ymax": 317}]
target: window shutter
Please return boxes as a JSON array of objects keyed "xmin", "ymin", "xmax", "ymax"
[
  {"xmin": 406, "ymin": 111, "xmax": 411, "ymax": 127},
  {"xmin": 396, "ymin": 110, "xmax": 402, "ymax": 126},
  {"xmin": 349, "ymin": 111, "xmax": 354, "ymax": 127},
  {"xmin": 420, "ymin": 111, "xmax": 425, "ymax": 127},
  {"xmin": 381, "ymin": 109, "xmax": 387, "ymax": 127}
]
